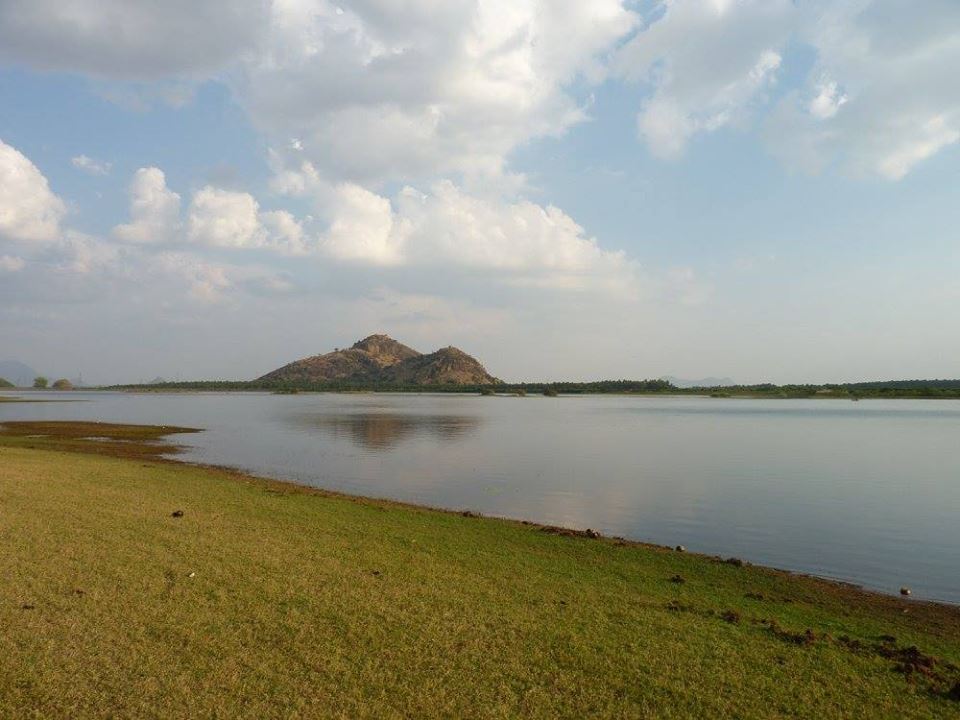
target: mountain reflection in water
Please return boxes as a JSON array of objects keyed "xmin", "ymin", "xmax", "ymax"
[{"xmin": 289, "ymin": 412, "xmax": 481, "ymax": 450}]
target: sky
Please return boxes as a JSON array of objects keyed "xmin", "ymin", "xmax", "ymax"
[{"xmin": 0, "ymin": 0, "xmax": 958, "ymax": 385}]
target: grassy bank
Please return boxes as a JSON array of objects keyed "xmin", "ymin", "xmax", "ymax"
[{"xmin": 1, "ymin": 423, "xmax": 959, "ymax": 718}]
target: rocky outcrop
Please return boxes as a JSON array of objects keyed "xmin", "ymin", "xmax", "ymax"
[
  {"xmin": 257, "ymin": 335, "xmax": 498, "ymax": 385},
  {"xmin": 379, "ymin": 347, "xmax": 497, "ymax": 385}
]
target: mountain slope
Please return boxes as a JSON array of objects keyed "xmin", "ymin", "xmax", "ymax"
[
  {"xmin": 0, "ymin": 361, "xmax": 40, "ymax": 387},
  {"xmin": 380, "ymin": 347, "xmax": 498, "ymax": 385},
  {"xmin": 257, "ymin": 335, "xmax": 498, "ymax": 385}
]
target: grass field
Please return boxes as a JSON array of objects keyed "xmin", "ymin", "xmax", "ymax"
[{"xmin": 1, "ymin": 422, "xmax": 958, "ymax": 718}]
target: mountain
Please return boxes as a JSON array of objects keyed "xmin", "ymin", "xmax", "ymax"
[
  {"xmin": 0, "ymin": 360, "xmax": 40, "ymax": 387},
  {"xmin": 379, "ymin": 347, "xmax": 496, "ymax": 385},
  {"xmin": 257, "ymin": 334, "xmax": 499, "ymax": 386},
  {"xmin": 661, "ymin": 375, "xmax": 735, "ymax": 389}
]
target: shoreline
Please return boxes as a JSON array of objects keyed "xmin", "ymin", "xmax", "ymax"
[
  {"xmin": 173, "ymin": 453, "xmax": 958, "ymax": 608},
  {"xmin": 3, "ymin": 422, "xmax": 960, "ymax": 717},
  {"xmin": 1, "ymin": 418, "xmax": 956, "ymax": 609}
]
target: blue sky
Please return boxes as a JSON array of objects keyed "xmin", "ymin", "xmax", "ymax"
[{"xmin": 1, "ymin": 0, "xmax": 959, "ymax": 384}]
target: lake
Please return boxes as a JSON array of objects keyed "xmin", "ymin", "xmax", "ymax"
[{"xmin": 2, "ymin": 391, "xmax": 958, "ymax": 603}]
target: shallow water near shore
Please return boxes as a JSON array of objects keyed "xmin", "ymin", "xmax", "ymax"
[{"xmin": 3, "ymin": 391, "xmax": 959, "ymax": 603}]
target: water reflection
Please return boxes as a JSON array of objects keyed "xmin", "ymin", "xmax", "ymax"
[
  {"xmin": 288, "ymin": 412, "xmax": 481, "ymax": 450},
  {"xmin": 3, "ymin": 390, "xmax": 959, "ymax": 601}
]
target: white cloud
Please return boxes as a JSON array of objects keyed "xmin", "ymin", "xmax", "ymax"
[
  {"xmin": 874, "ymin": 115, "xmax": 960, "ymax": 181},
  {"xmin": 0, "ymin": 0, "xmax": 267, "ymax": 79},
  {"xmin": 244, "ymin": 0, "xmax": 636, "ymax": 185},
  {"xmin": 808, "ymin": 77, "xmax": 847, "ymax": 120},
  {"xmin": 260, "ymin": 209, "xmax": 309, "ymax": 255},
  {"xmin": 155, "ymin": 251, "xmax": 299, "ymax": 303},
  {"xmin": 766, "ymin": 0, "xmax": 960, "ymax": 179},
  {"xmin": 113, "ymin": 167, "xmax": 182, "ymax": 244},
  {"xmin": 616, "ymin": 0, "xmax": 793, "ymax": 157},
  {"xmin": 0, "ymin": 139, "xmax": 66, "ymax": 243},
  {"xmin": 187, "ymin": 187, "xmax": 264, "ymax": 249},
  {"xmin": 320, "ymin": 179, "xmax": 638, "ymax": 295},
  {"xmin": 615, "ymin": 0, "xmax": 960, "ymax": 178},
  {"xmin": 0, "ymin": 254, "xmax": 25, "ymax": 272},
  {"xmin": 323, "ymin": 184, "xmax": 407, "ymax": 266},
  {"xmin": 71, "ymin": 154, "xmax": 112, "ymax": 176},
  {"xmin": 55, "ymin": 231, "xmax": 120, "ymax": 275},
  {"xmin": 110, "ymin": 165, "xmax": 640, "ymax": 297}
]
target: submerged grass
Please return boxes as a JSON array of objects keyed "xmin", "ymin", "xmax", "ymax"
[
  {"xmin": 0, "ymin": 420, "xmax": 200, "ymax": 460},
  {"xmin": 1, "ymin": 422, "xmax": 959, "ymax": 719}
]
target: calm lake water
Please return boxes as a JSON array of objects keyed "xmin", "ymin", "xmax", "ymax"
[{"xmin": 3, "ymin": 391, "xmax": 959, "ymax": 603}]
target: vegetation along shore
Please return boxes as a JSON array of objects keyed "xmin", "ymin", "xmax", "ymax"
[{"xmin": 1, "ymin": 421, "xmax": 959, "ymax": 718}]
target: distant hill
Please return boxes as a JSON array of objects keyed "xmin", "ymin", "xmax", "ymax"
[
  {"xmin": 258, "ymin": 334, "xmax": 499, "ymax": 386},
  {"xmin": 0, "ymin": 360, "xmax": 40, "ymax": 388},
  {"xmin": 662, "ymin": 375, "xmax": 735, "ymax": 389}
]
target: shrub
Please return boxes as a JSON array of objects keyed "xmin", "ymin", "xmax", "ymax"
[
  {"xmin": 0, "ymin": 377, "xmax": 14, "ymax": 389},
  {"xmin": 33, "ymin": 377, "xmax": 49, "ymax": 389},
  {"xmin": 52, "ymin": 379, "xmax": 74, "ymax": 390}
]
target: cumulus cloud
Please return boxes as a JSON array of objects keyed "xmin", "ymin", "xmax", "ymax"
[
  {"xmin": 113, "ymin": 168, "xmax": 182, "ymax": 245},
  {"xmin": 187, "ymin": 187, "xmax": 264, "ymax": 249},
  {"xmin": 0, "ymin": 139, "xmax": 66, "ymax": 243},
  {"xmin": 260, "ymin": 209, "xmax": 308, "ymax": 255},
  {"xmin": 109, "ymin": 164, "xmax": 638, "ymax": 296},
  {"xmin": 243, "ymin": 0, "xmax": 636, "ymax": 185},
  {"xmin": 319, "ymin": 180, "xmax": 638, "ymax": 295},
  {"xmin": 0, "ymin": 0, "xmax": 268, "ymax": 79},
  {"xmin": 71, "ymin": 154, "xmax": 112, "ymax": 176},
  {"xmin": 186, "ymin": 187, "xmax": 313, "ymax": 255}
]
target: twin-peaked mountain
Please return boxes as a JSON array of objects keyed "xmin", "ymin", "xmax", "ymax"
[{"xmin": 257, "ymin": 335, "xmax": 499, "ymax": 386}]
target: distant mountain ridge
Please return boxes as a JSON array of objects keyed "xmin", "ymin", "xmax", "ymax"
[
  {"xmin": 0, "ymin": 360, "xmax": 40, "ymax": 387},
  {"xmin": 257, "ymin": 334, "xmax": 499, "ymax": 386}
]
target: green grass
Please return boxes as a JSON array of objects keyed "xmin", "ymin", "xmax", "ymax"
[
  {"xmin": 0, "ymin": 395, "xmax": 81, "ymax": 404},
  {"xmin": 1, "ymin": 425, "xmax": 959, "ymax": 719}
]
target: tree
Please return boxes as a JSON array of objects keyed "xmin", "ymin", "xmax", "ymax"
[
  {"xmin": 0, "ymin": 377, "xmax": 14, "ymax": 389},
  {"xmin": 52, "ymin": 378, "xmax": 74, "ymax": 390},
  {"xmin": 33, "ymin": 376, "xmax": 48, "ymax": 389}
]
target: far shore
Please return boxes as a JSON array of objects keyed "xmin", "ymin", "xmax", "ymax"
[{"xmin": 7, "ymin": 384, "xmax": 960, "ymax": 400}]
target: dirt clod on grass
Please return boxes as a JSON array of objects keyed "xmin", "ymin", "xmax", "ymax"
[
  {"xmin": 721, "ymin": 610, "xmax": 741, "ymax": 624},
  {"xmin": 540, "ymin": 525, "xmax": 602, "ymax": 540},
  {"xmin": 766, "ymin": 620, "xmax": 817, "ymax": 646}
]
